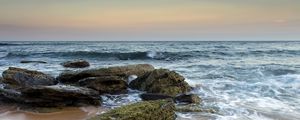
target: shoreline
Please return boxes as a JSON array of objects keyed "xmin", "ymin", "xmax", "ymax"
[{"xmin": 0, "ymin": 105, "xmax": 106, "ymax": 120}]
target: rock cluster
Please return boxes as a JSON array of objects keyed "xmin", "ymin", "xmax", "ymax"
[
  {"xmin": 0, "ymin": 62, "xmax": 204, "ymax": 119},
  {"xmin": 0, "ymin": 67, "xmax": 99, "ymax": 107}
]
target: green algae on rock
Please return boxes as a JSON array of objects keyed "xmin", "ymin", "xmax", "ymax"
[
  {"xmin": 175, "ymin": 104, "xmax": 216, "ymax": 113},
  {"xmin": 89, "ymin": 100, "xmax": 176, "ymax": 120},
  {"xmin": 129, "ymin": 69, "xmax": 191, "ymax": 96},
  {"xmin": 58, "ymin": 64, "xmax": 155, "ymax": 84},
  {"xmin": 78, "ymin": 76, "xmax": 128, "ymax": 94}
]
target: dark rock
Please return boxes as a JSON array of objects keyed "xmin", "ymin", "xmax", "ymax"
[
  {"xmin": 21, "ymin": 85, "xmax": 100, "ymax": 106},
  {"xmin": 58, "ymin": 64, "xmax": 155, "ymax": 84},
  {"xmin": 0, "ymin": 86, "xmax": 23, "ymax": 102},
  {"xmin": 2, "ymin": 67, "xmax": 56, "ymax": 88},
  {"xmin": 88, "ymin": 100, "xmax": 176, "ymax": 120},
  {"xmin": 129, "ymin": 69, "xmax": 191, "ymax": 96},
  {"xmin": 140, "ymin": 93, "xmax": 173, "ymax": 101},
  {"xmin": 20, "ymin": 60, "xmax": 47, "ymax": 64},
  {"xmin": 61, "ymin": 60, "xmax": 90, "ymax": 68},
  {"xmin": 175, "ymin": 94, "xmax": 201, "ymax": 104},
  {"xmin": 0, "ymin": 85, "xmax": 100, "ymax": 107},
  {"xmin": 175, "ymin": 104, "xmax": 216, "ymax": 113},
  {"xmin": 0, "ymin": 77, "xmax": 3, "ymax": 83},
  {"xmin": 78, "ymin": 76, "xmax": 128, "ymax": 94}
]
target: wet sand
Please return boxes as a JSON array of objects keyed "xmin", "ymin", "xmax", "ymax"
[{"xmin": 0, "ymin": 104, "xmax": 107, "ymax": 120}]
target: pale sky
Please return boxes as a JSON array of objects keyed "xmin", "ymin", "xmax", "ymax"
[{"xmin": 0, "ymin": 0, "xmax": 299, "ymax": 41}]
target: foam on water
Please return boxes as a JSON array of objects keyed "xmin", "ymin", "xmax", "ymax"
[
  {"xmin": 146, "ymin": 51, "xmax": 157, "ymax": 58},
  {"xmin": 100, "ymin": 91, "xmax": 142, "ymax": 108}
]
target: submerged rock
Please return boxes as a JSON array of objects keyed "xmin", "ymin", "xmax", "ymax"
[
  {"xmin": 61, "ymin": 60, "xmax": 90, "ymax": 68},
  {"xmin": 129, "ymin": 69, "xmax": 191, "ymax": 96},
  {"xmin": 58, "ymin": 64, "xmax": 155, "ymax": 84},
  {"xmin": 89, "ymin": 100, "xmax": 175, "ymax": 120},
  {"xmin": 175, "ymin": 94, "xmax": 201, "ymax": 104},
  {"xmin": 78, "ymin": 76, "xmax": 128, "ymax": 94},
  {"xmin": 140, "ymin": 93, "xmax": 173, "ymax": 101},
  {"xmin": 2, "ymin": 67, "xmax": 56, "ymax": 88},
  {"xmin": 20, "ymin": 60, "xmax": 47, "ymax": 64},
  {"xmin": 0, "ymin": 85, "xmax": 100, "ymax": 107}
]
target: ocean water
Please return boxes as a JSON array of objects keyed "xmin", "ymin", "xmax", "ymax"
[{"xmin": 0, "ymin": 41, "xmax": 300, "ymax": 120}]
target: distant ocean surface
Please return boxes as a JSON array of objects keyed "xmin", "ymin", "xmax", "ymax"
[{"xmin": 0, "ymin": 41, "xmax": 300, "ymax": 120}]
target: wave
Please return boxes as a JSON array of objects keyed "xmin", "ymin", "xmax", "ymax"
[
  {"xmin": 3, "ymin": 49, "xmax": 300, "ymax": 60},
  {"xmin": 3, "ymin": 50, "xmax": 215, "ymax": 60},
  {"xmin": 237, "ymin": 50, "xmax": 300, "ymax": 56},
  {"xmin": 3, "ymin": 51, "xmax": 166, "ymax": 60},
  {"xmin": 0, "ymin": 43, "xmax": 20, "ymax": 46}
]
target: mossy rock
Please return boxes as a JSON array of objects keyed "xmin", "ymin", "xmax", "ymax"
[
  {"xmin": 129, "ymin": 69, "xmax": 191, "ymax": 96},
  {"xmin": 58, "ymin": 64, "xmax": 155, "ymax": 84},
  {"xmin": 2, "ymin": 67, "xmax": 56, "ymax": 88},
  {"xmin": 89, "ymin": 100, "xmax": 176, "ymax": 120},
  {"xmin": 78, "ymin": 76, "xmax": 128, "ymax": 94},
  {"xmin": 176, "ymin": 104, "xmax": 216, "ymax": 113}
]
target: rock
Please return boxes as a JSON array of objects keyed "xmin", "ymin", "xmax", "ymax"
[
  {"xmin": 78, "ymin": 76, "xmax": 128, "ymax": 94},
  {"xmin": 0, "ymin": 77, "xmax": 3, "ymax": 83},
  {"xmin": 175, "ymin": 104, "xmax": 216, "ymax": 113},
  {"xmin": 0, "ymin": 87, "xmax": 23, "ymax": 102},
  {"xmin": 2, "ymin": 67, "xmax": 56, "ymax": 88},
  {"xmin": 20, "ymin": 60, "xmax": 47, "ymax": 64},
  {"xmin": 89, "ymin": 100, "xmax": 176, "ymax": 120},
  {"xmin": 21, "ymin": 85, "xmax": 101, "ymax": 106},
  {"xmin": 58, "ymin": 64, "xmax": 155, "ymax": 84},
  {"xmin": 175, "ymin": 94, "xmax": 201, "ymax": 104},
  {"xmin": 0, "ymin": 85, "xmax": 100, "ymax": 107},
  {"xmin": 61, "ymin": 60, "xmax": 90, "ymax": 68},
  {"xmin": 140, "ymin": 93, "xmax": 173, "ymax": 101},
  {"xmin": 129, "ymin": 69, "xmax": 191, "ymax": 96}
]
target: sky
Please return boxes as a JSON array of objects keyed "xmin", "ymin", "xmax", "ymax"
[{"xmin": 0, "ymin": 0, "xmax": 300, "ymax": 41}]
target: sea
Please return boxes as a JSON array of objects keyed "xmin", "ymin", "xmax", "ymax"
[{"xmin": 0, "ymin": 41, "xmax": 299, "ymax": 120}]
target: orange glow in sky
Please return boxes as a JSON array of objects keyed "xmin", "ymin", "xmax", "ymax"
[{"xmin": 0, "ymin": 0, "xmax": 299, "ymax": 41}]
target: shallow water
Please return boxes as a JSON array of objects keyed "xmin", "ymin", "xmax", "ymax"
[
  {"xmin": 0, "ymin": 104, "xmax": 105, "ymax": 120},
  {"xmin": 0, "ymin": 41, "xmax": 300, "ymax": 120}
]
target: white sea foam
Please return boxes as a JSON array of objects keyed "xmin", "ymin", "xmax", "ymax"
[
  {"xmin": 127, "ymin": 75, "xmax": 137, "ymax": 83},
  {"xmin": 101, "ymin": 93, "xmax": 142, "ymax": 108},
  {"xmin": 146, "ymin": 51, "xmax": 157, "ymax": 58}
]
